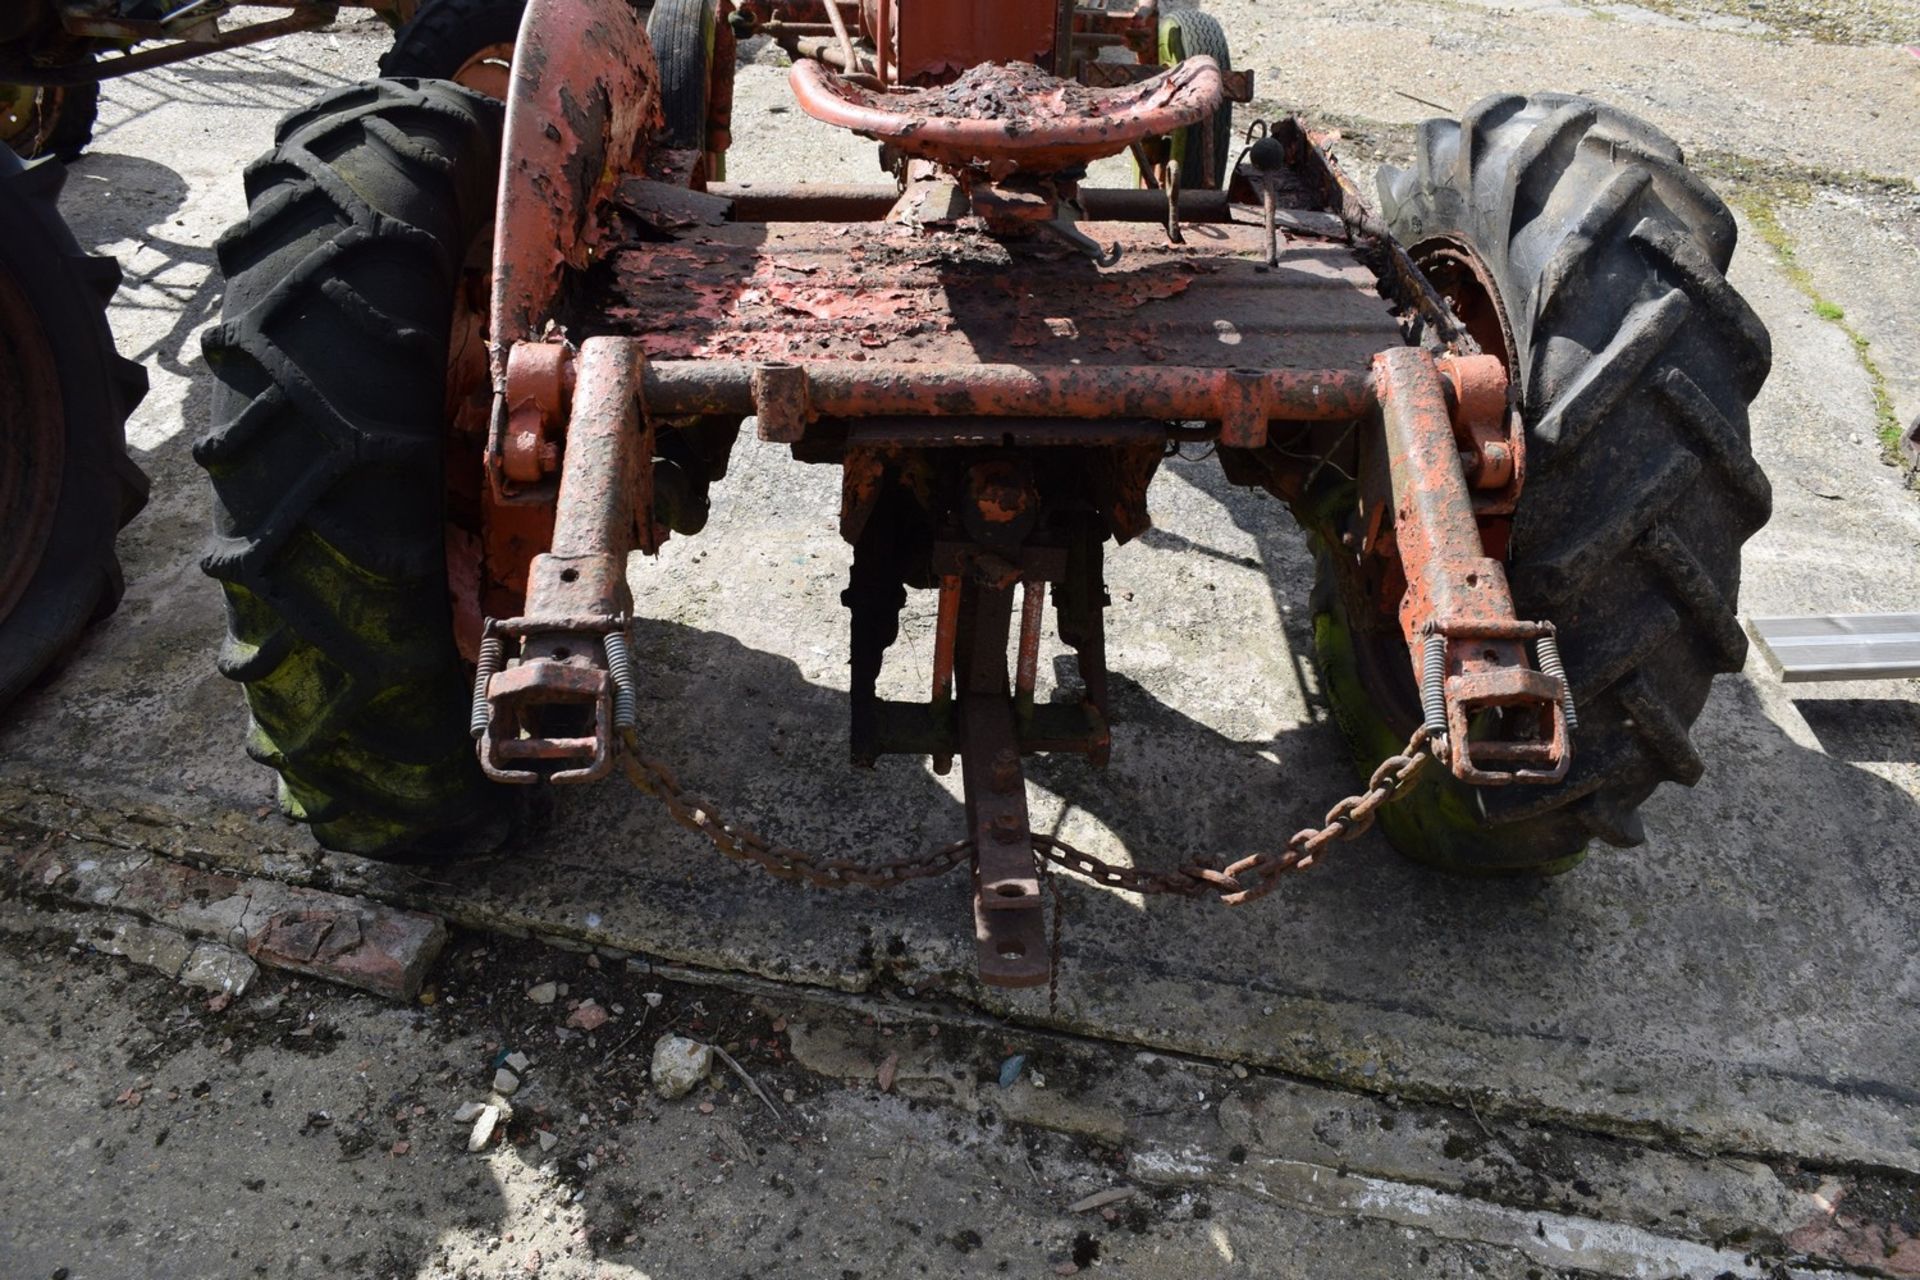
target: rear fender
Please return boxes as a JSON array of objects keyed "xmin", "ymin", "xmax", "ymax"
[{"xmin": 490, "ymin": 0, "xmax": 661, "ymax": 381}]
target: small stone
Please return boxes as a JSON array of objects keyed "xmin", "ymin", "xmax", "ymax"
[
  {"xmin": 467, "ymin": 1104, "xmax": 501, "ymax": 1151},
  {"xmin": 1068, "ymin": 1187, "xmax": 1134, "ymax": 1214},
  {"xmin": 567, "ymin": 1001, "xmax": 610, "ymax": 1032},
  {"xmin": 1231, "ymin": 1064, "xmax": 1249, "ymax": 1079},
  {"xmin": 781, "ymin": 1088, "xmax": 796, "ymax": 1105},
  {"xmin": 390, "ymin": 1140, "xmax": 410, "ymax": 1156},
  {"xmin": 538, "ymin": 1130, "xmax": 558, "ymax": 1152},
  {"xmin": 505, "ymin": 1051, "xmax": 531, "ymax": 1074},
  {"xmin": 453, "ymin": 1101, "xmax": 485, "ymax": 1123},
  {"xmin": 650, "ymin": 1035, "xmax": 714, "ymax": 1099},
  {"xmin": 697, "ymin": 1101, "xmax": 715, "ymax": 1115},
  {"xmin": 877, "ymin": 1052, "xmax": 899, "ymax": 1093},
  {"xmin": 178, "ymin": 943, "xmax": 258, "ymax": 998},
  {"xmin": 526, "ymin": 982, "xmax": 558, "ymax": 1005},
  {"xmin": 643, "ymin": 992, "xmax": 664, "ymax": 1008},
  {"xmin": 494, "ymin": 1068, "xmax": 521, "ymax": 1095}
]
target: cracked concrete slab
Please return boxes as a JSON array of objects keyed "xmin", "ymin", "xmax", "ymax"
[{"xmin": 2, "ymin": 907, "xmax": 1903, "ymax": 1278}]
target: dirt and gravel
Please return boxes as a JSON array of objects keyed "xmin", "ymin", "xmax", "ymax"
[{"xmin": 1, "ymin": 3, "xmax": 1918, "ymax": 1278}]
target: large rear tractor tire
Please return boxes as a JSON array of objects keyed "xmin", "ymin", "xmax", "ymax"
[
  {"xmin": 196, "ymin": 81, "xmax": 504, "ymax": 859},
  {"xmin": 1313, "ymin": 93, "xmax": 1772, "ymax": 874},
  {"xmin": 0, "ymin": 145, "xmax": 147, "ymax": 708},
  {"xmin": 379, "ymin": 0, "xmax": 528, "ymax": 98}
]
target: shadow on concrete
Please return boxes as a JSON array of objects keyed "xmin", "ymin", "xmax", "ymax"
[
  {"xmin": 1793, "ymin": 697, "xmax": 1920, "ymax": 765},
  {"xmin": 85, "ymin": 44, "xmax": 361, "ymax": 157},
  {"xmin": 60, "ymin": 151, "xmax": 218, "ymax": 375}
]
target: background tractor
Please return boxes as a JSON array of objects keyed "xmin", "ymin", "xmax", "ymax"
[
  {"xmin": 196, "ymin": 0, "xmax": 1771, "ymax": 986},
  {"xmin": 0, "ymin": 0, "xmax": 544, "ymax": 158}
]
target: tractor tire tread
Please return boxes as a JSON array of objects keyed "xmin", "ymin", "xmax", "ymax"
[
  {"xmin": 1160, "ymin": 9, "xmax": 1232, "ymax": 189},
  {"xmin": 648, "ymin": 0, "xmax": 716, "ymax": 151},
  {"xmin": 197, "ymin": 80, "xmax": 504, "ymax": 858}
]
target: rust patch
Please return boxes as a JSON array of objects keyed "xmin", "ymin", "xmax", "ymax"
[
  {"xmin": 490, "ymin": 0, "xmax": 664, "ymax": 378},
  {"xmin": 592, "ymin": 218, "xmax": 1400, "ymax": 368}
]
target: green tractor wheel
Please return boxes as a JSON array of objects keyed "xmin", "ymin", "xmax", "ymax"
[
  {"xmin": 1, "ymin": 68, "xmax": 99, "ymax": 161},
  {"xmin": 1148, "ymin": 9, "xmax": 1232, "ymax": 190}
]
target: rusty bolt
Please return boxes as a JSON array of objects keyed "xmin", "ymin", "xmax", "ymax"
[{"xmin": 991, "ymin": 812, "xmax": 1024, "ymax": 845}]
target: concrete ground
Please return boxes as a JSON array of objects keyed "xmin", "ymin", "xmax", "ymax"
[{"xmin": 2, "ymin": 2, "xmax": 1919, "ymax": 1276}]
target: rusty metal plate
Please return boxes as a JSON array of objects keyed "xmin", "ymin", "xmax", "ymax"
[{"xmin": 587, "ymin": 218, "xmax": 1402, "ymax": 372}]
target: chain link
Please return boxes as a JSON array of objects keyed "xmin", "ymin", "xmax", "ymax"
[
  {"xmin": 617, "ymin": 731, "xmax": 975, "ymax": 890},
  {"xmin": 615, "ymin": 725, "xmax": 1434, "ymax": 905},
  {"xmin": 1034, "ymin": 725, "xmax": 1435, "ymax": 905}
]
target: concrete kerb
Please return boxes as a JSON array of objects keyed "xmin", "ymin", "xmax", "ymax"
[{"xmin": 4, "ymin": 771, "xmax": 1916, "ymax": 1179}]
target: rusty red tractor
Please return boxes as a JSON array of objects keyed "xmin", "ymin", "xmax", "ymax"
[{"xmin": 197, "ymin": 0, "xmax": 1772, "ymax": 986}]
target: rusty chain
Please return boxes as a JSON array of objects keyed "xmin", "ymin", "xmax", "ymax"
[
  {"xmin": 1032, "ymin": 726, "xmax": 1435, "ymax": 905},
  {"xmin": 616, "ymin": 725, "xmax": 1434, "ymax": 906},
  {"xmin": 617, "ymin": 730, "xmax": 974, "ymax": 889}
]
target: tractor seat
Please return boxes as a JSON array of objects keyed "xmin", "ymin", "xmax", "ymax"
[{"xmin": 788, "ymin": 57, "xmax": 1224, "ymax": 179}]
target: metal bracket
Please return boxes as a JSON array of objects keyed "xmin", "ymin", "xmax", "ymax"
[
  {"xmin": 1377, "ymin": 347, "xmax": 1569, "ymax": 786},
  {"xmin": 480, "ymin": 337, "xmax": 646, "ymax": 784},
  {"xmin": 955, "ymin": 576, "xmax": 1049, "ymax": 989}
]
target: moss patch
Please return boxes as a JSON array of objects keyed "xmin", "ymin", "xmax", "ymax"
[
  {"xmin": 1580, "ymin": 0, "xmax": 1917, "ymax": 45},
  {"xmin": 1729, "ymin": 187, "xmax": 1906, "ymax": 466}
]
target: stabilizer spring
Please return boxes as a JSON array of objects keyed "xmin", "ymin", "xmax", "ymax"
[
  {"xmin": 1420, "ymin": 631, "xmax": 1448, "ymax": 737},
  {"xmin": 470, "ymin": 633, "xmax": 503, "ymax": 739},
  {"xmin": 1534, "ymin": 631, "xmax": 1579, "ymax": 732},
  {"xmin": 603, "ymin": 630, "xmax": 639, "ymax": 732}
]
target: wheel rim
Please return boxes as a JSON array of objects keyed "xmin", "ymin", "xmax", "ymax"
[
  {"xmin": 442, "ymin": 233, "xmax": 544, "ymax": 663},
  {"xmin": 450, "ymin": 44, "xmax": 515, "ymax": 100},
  {"xmin": 443, "ymin": 237, "xmax": 495, "ymax": 661},
  {"xmin": 0, "ymin": 83, "xmax": 58, "ymax": 155},
  {"xmin": 1406, "ymin": 236, "xmax": 1518, "ymax": 374},
  {"xmin": 0, "ymin": 258, "xmax": 67, "ymax": 622}
]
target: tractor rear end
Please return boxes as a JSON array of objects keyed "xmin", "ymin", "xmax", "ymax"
[{"xmin": 197, "ymin": 0, "xmax": 1772, "ymax": 988}]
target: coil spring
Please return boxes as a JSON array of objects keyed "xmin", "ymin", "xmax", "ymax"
[
  {"xmin": 470, "ymin": 634, "xmax": 503, "ymax": 739},
  {"xmin": 603, "ymin": 630, "xmax": 638, "ymax": 732},
  {"xmin": 1420, "ymin": 631, "xmax": 1448, "ymax": 737},
  {"xmin": 1535, "ymin": 632, "xmax": 1579, "ymax": 732}
]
